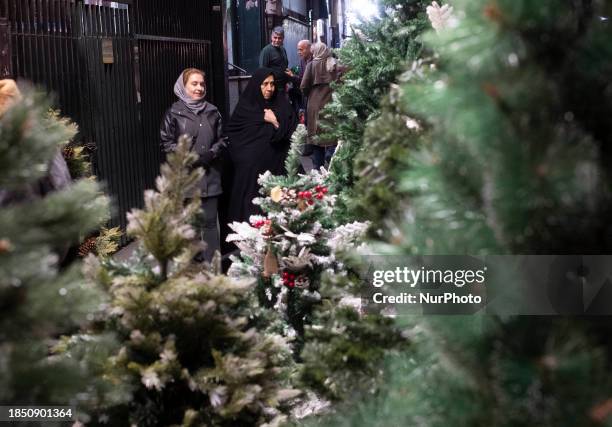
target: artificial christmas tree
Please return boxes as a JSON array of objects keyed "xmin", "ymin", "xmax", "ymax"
[
  {"xmin": 352, "ymin": 92, "xmax": 428, "ymax": 239},
  {"xmin": 227, "ymin": 127, "xmax": 407, "ymax": 402},
  {"xmin": 227, "ymin": 126, "xmax": 370, "ymax": 342},
  {"xmin": 319, "ymin": 0, "xmax": 429, "ymax": 222},
  {"xmin": 0, "ymin": 86, "xmax": 112, "ymax": 407},
  {"xmin": 312, "ymin": 0, "xmax": 612, "ymax": 425},
  {"xmin": 77, "ymin": 136, "xmax": 300, "ymax": 426},
  {"xmin": 393, "ymin": 0, "xmax": 612, "ymax": 254}
]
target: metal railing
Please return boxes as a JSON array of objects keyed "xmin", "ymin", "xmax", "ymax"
[{"xmin": 228, "ymin": 62, "xmax": 248, "ymax": 75}]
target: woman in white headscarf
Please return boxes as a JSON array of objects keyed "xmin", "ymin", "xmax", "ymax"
[
  {"xmin": 300, "ymin": 42, "xmax": 338, "ymax": 169},
  {"xmin": 160, "ymin": 68, "xmax": 228, "ymax": 262}
]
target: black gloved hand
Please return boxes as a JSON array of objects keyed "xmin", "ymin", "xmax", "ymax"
[{"xmin": 193, "ymin": 151, "xmax": 215, "ymax": 169}]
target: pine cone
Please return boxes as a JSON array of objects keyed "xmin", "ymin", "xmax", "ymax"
[
  {"xmin": 78, "ymin": 236, "xmax": 98, "ymax": 257},
  {"xmin": 62, "ymin": 145, "xmax": 75, "ymax": 160}
]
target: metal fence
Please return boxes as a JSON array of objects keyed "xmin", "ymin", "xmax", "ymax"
[
  {"xmin": 136, "ymin": 36, "xmax": 212, "ymax": 189},
  {"xmin": 0, "ymin": 0, "xmax": 86, "ymax": 130},
  {"xmin": 133, "ymin": 0, "xmax": 212, "ymax": 39},
  {"xmin": 0, "ymin": 0, "xmax": 223, "ymax": 237}
]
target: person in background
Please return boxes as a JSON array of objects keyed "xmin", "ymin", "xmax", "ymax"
[
  {"xmin": 300, "ymin": 42, "xmax": 338, "ymax": 169},
  {"xmin": 0, "ymin": 79, "xmax": 74, "ymax": 264},
  {"xmin": 0, "ymin": 79, "xmax": 21, "ymax": 116},
  {"xmin": 296, "ymin": 40, "xmax": 313, "ymax": 82},
  {"xmin": 293, "ymin": 39, "xmax": 313, "ymax": 113},
  {"xmin": 259, "ymin": 27, "xmax": 292, "ymax": 95},
  {"xmin": 288, "ymin": 39, "xmax": 313, "ymax": 120},
  {"xmin": 160, "ymin": 68, "xmax": 228, "ymax": 262},
  {"xmin": 224, "ymin": 68, "xmax": 297, "ymax": 229},
  {"xmin": 0, "ymin": 79, "xmax": 72, "ymax": 202}
]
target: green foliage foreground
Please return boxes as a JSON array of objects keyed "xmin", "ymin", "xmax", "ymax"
[
  {"xmin": 314, "ymin": 0, "xmax": 612, "ymax": 426},
  {"xmin": 0, "ymin": 89, "xmax": 111, "ymax": 408},
  {"xmin": 74, "ymin": 137, "xmax": 300, "ymax": 426}
]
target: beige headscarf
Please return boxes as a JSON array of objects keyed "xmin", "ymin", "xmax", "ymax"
[
  {"xmin": 305, "ymin": 43, "xmax": 337, "ymax": 87},
  {"xmin": 311, "ymin": 42, "xmax": 337, "ymax": 73}
]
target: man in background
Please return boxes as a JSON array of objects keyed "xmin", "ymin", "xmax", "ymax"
[
  {"xmin": 292, "ymin": 40, "xmax": 314, "ymax": 159},
  {"xmin": 288, "ymin": 39, "xmax": 313, "ymax": 116},
  {"xmin": 296, "ymin": 39, "xmax": 312, "ymax": 84},
  {"xmin": 259, "ymin": 27, "xmax": 291, "ymax": 94}
]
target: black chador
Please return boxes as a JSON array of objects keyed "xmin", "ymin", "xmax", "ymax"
[{"xmin": 220, "ymin": 68, "xmax": 297, "ymax": 253}]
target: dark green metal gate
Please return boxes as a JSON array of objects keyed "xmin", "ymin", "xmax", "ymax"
[
  {"xmin": 0, "ymin": 0, "xmax": 226, "ymax": 234},
  {"xmin": 80, "ymin": 1, "xmax": 144, "ymax": 232}
]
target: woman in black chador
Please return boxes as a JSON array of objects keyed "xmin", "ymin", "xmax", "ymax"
[{"xmin": 224, "ymin": 67, "xmax": 297, "ymax": 224}]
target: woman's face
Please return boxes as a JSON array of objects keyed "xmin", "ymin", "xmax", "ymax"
[
  {"xmin": 260, "ymin": 75, "xmax": 275, "ymax": 100},
  {"xmin": 185, "ymin": 73, "xmax": 206, "ymax": 100}
]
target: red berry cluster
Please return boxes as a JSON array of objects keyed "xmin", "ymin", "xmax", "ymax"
[
  {"xmin": 252, "ymin": 219, "xmax": 271, "ymax": 228},
  {"xmin": 282, "ymin": 271, "xmax": 296, "ymax": 288},
  {"xmin": 297, "ymin": 190, "xmax": 315, "ymax": 206},
  {"xmin": 314, "ymin": 185, "xmax": 328, "ymax": 200},
  {"xmin": 297, "ymin": 185, "xmax": 328, "ymax": 205}
]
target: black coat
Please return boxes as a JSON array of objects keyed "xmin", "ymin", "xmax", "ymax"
[{"xmin": 160, "ymin": 100, "xmax": 228, "ymax": 197}]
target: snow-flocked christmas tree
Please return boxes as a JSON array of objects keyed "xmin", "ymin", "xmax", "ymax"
[
  {"xmin": 227, "ymin": 126, "xmax": 407, "ymax": 402},
  {"xmin": 75, "ymin": 136, "xmax": 301, "ymax": 426}
]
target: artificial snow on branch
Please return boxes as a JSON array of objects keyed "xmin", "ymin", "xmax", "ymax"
[{"xmin": 426, "ymin": 1, "xmax": 454, "ymax": 33}]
